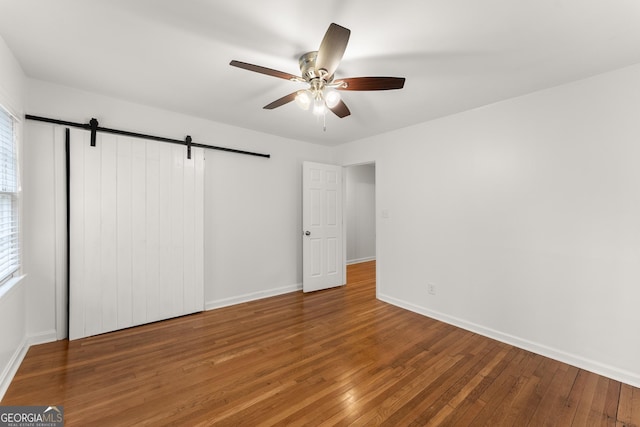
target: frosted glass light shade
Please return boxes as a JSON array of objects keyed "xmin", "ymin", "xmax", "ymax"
[
  {"xmin": 312, "ymin": 97, "xmax": 326, "ymax": 115},
  {"xmin": 295, "ymin": 90, "xmax": 312, "ymax": 110},
  {"xmin": 324, "ymin": 89, "xmax": 341, "ymax": 108}
]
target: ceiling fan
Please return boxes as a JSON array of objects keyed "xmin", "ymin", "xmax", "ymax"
[{"xmin": 230, "ymin": 23, "xmax": 405, "ymax": 119}]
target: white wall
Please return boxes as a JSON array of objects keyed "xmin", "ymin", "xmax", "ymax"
[
  {"xmin": 23, "ymin": 79, "xmax": 334, "ymax": 338},
  {"xmin": 346, "ymin": 164, "xmax": 376, "ymax": 264},
  {"xmin": 22, "ymin": 123, "xmax": 66, "ymax": 343},
  {"xmin": 203, "ymin": 129, "xmax": 333, "ymax": 306},
  {"xmin": 336, "ymin": 63, "xmax": 640, "ymax": 387},
  {"xmin": 0, "ymin": 35, "xmax": 27, "ymax": 399}
]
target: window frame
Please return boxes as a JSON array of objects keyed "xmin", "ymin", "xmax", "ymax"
[{"xmin": 0, "ymin": 105, "xmax": 20, "ymax": 286}]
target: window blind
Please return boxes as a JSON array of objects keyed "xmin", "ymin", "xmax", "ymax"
[{"xmin": 0, "ymin": 107, "xmax": 19, "ymax": 283}]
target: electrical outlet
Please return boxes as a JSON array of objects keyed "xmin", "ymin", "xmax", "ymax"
[{"xmin": 427, "ymin": 283, "xmax": 436, "ymax": 295}]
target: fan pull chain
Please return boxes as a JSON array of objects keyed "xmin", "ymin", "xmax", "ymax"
[{"xmin": 315, "ymin": 110, "xmax": 328, "ymax": 132}]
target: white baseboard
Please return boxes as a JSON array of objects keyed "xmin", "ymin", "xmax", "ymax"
[
  {"xmin": 378, "ymin": 293, "xmax": 640, "ymax": 389},
  {"xmin": 28, "ymin": 330, "xmax": 58, "ymax": 346},
  {"xmin": 0, "ymin": 329, "xmax": 59, "ymax": 400},
  {"xmin": 205, "ymin": 283, "xmax": 302, "ymax": 311},
  {"xmin": 346, "ymin": 256, "xmax": 376, "ymax": 265},
  {"xmin": 0, "ymin": 337, "xmax": 29, "ymax": 401}
]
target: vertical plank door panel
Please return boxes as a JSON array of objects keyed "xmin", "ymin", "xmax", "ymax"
[
  {"xmin": 145, "ymin": 140, "xmax": 161, "ymax": 324},
  {"xmin": 193, "ymin": 148, "xmax": 205, "ymax": 312},
  {"xmin": 82, "ymin": 133, "xmax": 103, "ymax": 338},
  {"xmin": 131, "ymin": 139, "xmax": 147, "ymax": 326},
  {"xmin": 170, "ymin": 145, "xmax": 185, "ymax": 317},
  {"xmin": 100, "ymin": 134, "xmax": 118, "ymax": 334},
  {"xmin": 157, "ymin": 143, "xmax": 173, "ymax": 320},
  {"xmin": 68, "ymin": 129, "xmax": 85, "ymax": 340},
  {"xmin": 116, "ymin": 137, "xmax": 133, "ymax": 329},
  {"xmin": 182, "ymin": 147, "xmax": 196, "ymax": 314}
]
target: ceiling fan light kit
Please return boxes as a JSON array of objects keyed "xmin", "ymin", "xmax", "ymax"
[
  {"xmin": 295, "ymin": 83, "xmax": 342, "ymax": 115},
  {"xmin": 230, "ymin": 23, "xmax": 406, "ymax": 129}
]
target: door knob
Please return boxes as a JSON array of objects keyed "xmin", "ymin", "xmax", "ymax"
[{"xmin": 304, "ymin": 231, "xmax": 311, "ymax": 236}]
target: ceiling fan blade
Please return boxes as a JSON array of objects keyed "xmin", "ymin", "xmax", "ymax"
[
  {"xmin": 230, "ymin": 60, "xmax": 300, "ymax": 81},
  {"xmin": 263, "ymin": 92, "xmax": 298, "ymax": 109},
  {"xmin": 337, "ymin": 77, "xmax": 406, "ymax": 91},
  {"xmin": 329, "ymin": 99, "xmax": 351, "ymax": 118},
  {"xmin": 315, "ymin": 23, "xmax": 351, "ymax": 78}
]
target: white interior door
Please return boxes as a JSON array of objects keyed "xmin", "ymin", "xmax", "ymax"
[
  {"xmin": 302, "ymin": 161, "xmax": 344, "ymax": 292},
  {"xmin": 69, "ymin": 129, "xmax": 204, "ymax": 340}
]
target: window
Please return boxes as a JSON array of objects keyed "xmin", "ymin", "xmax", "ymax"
[{"xmin": 0, "ymin": 107, "xmax": 19, "ymax": 284}]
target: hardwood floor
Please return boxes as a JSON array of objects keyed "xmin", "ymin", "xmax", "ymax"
[{"xmin": 3, "ymin": 261, "xmax": 639, "ymax": 426}]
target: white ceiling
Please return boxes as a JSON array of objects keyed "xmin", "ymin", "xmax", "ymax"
[{"xmin": 1, "ymin": 0, "xmax": 640, "ymax": 146}]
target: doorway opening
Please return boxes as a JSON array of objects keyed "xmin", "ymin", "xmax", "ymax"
[{"xmin": 344, "ymin": 162, "xmax": 376, "ymax": 289}]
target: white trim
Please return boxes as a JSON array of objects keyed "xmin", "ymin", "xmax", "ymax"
[
  {"xmin": 0, "ymin": 330, "xmax": 57, "ymax": 400},
  {"xmin": 0, "ymin": 274, "xmax": 26, "ymax": 400},
  {"xmin": 346, "ymin": 256, "xmax": 376, "ymax": 265},
  {"xmin": 378, "ymin": 292, "xmax": 640, "ymax": 389},
  {"xmin": 0, "ymin": 274, "xmax": 25, "ymax": 300},
  {"xmin": 27, "ymin": 330, "xmax": 58, "ymax": 346},
  {"xmin": 205, "ymin": 283, "xmax": 302, "ymax": 311},
  {"xmin": 0, "ymin": 336, "xmax": 28, "ymax": 400}
]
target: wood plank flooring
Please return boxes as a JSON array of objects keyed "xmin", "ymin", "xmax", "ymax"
[{"xmin": 3, "ymin": 261, "xmax": 639, "ymax": 426}]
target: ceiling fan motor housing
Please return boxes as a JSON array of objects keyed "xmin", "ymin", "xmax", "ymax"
[{"xmin": 299, "ymin": 51, "xmax": 331, "ymax": 83}]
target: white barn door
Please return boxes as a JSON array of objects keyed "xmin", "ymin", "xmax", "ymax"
[{"xmin": 69, "ymin": 129, "xmax": 204, "ymax": 340}]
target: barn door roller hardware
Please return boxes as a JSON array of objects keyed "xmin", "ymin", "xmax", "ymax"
[
  {"xmin": 25, "ymin": 115, "xmax": 271, "ymax": 159},
  {"xmin": 89, "ymin": 118, "xmax": 99, "ymax": 146},
  {"xmin": 186, "ymin": 135, "xmax": 192, "ymax": 159}
]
